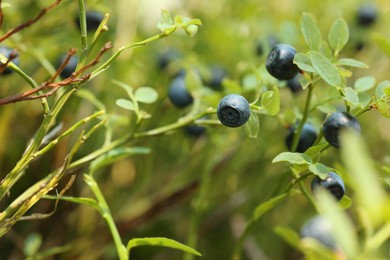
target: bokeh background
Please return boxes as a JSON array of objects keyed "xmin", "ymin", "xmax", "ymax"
[{"xmin": 0, "ymin": 0, "xmax": 389, "ymax": 259}]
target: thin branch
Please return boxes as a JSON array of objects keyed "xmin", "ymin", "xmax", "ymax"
[
  {"xmin": 0, "ymin": 42, "xmax": 113, "ymax": 105},
  {"xmin": 0, "ymin": 0, "xmax": 63, "ymax": 43}
]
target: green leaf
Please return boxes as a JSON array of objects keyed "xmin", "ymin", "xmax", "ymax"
[
  {"xmin": 272, "ymin": 152, "xmax": 312, "ymax": 165},
  {"xmin": 340, "ymin": 131, "xmax": 387, "ymax": 223},
  {"xmin": 376, "ymin": 101, "xmax": 390, "ymax": 117},
  {"xmin": 309, "ymin": 51, "xmax": 342, "ymax": 87},
  {"xmin": 127, "ymin": 237, "xmax": 202, "ymax": 256},
  {"xmin": 274, "ymin": 226, "xmax": 302, "ymax": 251},
  {"xmin": 339, "ymin": 195, "xmax": 352, "ymax": 209},
  {"xmin": 261, "ymin": 85, "xmax": 280, "ymax": 116},
  {"xmin": 304, "ymin": 143, "xmax": 329, "ymax": 158},
  {"xmin": 157, "ymin": 10, "xmax": 176, "ymax": 34},
  {"xmin": 244, "ymin": 111, "xmax": 259, "ymax": 138},
  {"xmin": 90, "ymin": 147, "xmax": 151, "ymax": 173},
  {"xmin": 43, "ymin": 195, "xmax": 99, "ymax": 210},
  {"xmin": 375, "ymin": 80, "xmax": 390, "ymax": 99},
  {"xmin": 294, "ymin": 53, "xmax": 315, "ymax": 72},
  {"xmin": 343, "ymin": 87, "xmax": 360, "ymax": 107},
  {"xmin": 24, "ymin": 233, "xmax": 43, "ymax": 256},
  {"xmin": 316, "ymin": 190, "xmax": 358, "ymax": 258},
  {"xmin": 372, "ymin": 33, "xmax": 390, "ymax": 57},
  {"xmin": 336, "ymin": 58, "xmax": 368, "ymax": 69},
  {"xmin": 135, "ymin": 87, "xmax": 158, "ymax": 104},
  {"xmin": 253, "ymin": 192, "xmax": 295, "ymax": 221},
  {"xmin": 354, "ymin": 76, "xmax": 376, "ymax": 93},
  {"xmin": 116, "ymin": 99, "xmax": 135, "ymax": 111},
  {"xmin": 308, "ymin": 163, "xmax": 331, "ymax": 179},
  {"xmin": 184, "ymin": 24, "xmax": 199, "ymax": 38},
  {"xmin": 328, "ymin": 18, "xmax": 349, "ymax": 54},
  {"xmin": 301, "ymin": 13, "xmax": 322, "ymax": 50}
]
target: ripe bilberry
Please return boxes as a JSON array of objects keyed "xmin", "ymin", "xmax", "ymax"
[
  {"xmin": 75, "ymin": 11, "xmax": 104, "ymax": 32},
  {"xmin": 286, "ymin": 75, "xmax": 303, "ymax": 94},
  {"xmin": 300, "ymin": 215, "xmax": 337, "ymax": 249},
  {"xmin": 285, "ymin": 123, "xmax": 317, "ymax": 153},
  {"xmin": 266, "ymin": 44, "xmax": 299, "ymax": 80},
  {"xmin": 322, "ymin": 111, "xmax": 361, "ymax": 148},
  {"xmin": 311, "ymin": 172, "xmax": 345, "ymax": 201},
  {"xmin": 357, "ymin": 4, "xmax": 378, "ymax": 27},
  {"xmin": 168, "ymin": 74, "xmax": 193, "ymax": 108},
  {"xmin": 217, "ymin": 94, "xmax": 250, "ymax": 127}
]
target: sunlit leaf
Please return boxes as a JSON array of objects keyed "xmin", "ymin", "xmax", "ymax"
[
  {"xmin": 328, "ymin": 18, "xmax": 349, "ymax": 54},
  {"xmin": 375, "ymin": 80, "xmax": 390, "ymax": 99},
  {"xmin": 336, "ymin": 58, "xmax": 368, "ymax": 69},
  {"xmin": 24, "ymin": 233, "xmax": 42, "ymax": 256},
  {"xmin": 244, "ymin": 111, "xmax": 260, "ymax": 138},
  {"xmin": 294, "ymin": 53, "xmax": 315, "ymax": 73},
  {"xmin": 309, "ymin": 163, "xmax": 331, "ymax": 179},
  {"xmin": 301, "ymin": 13, "xmax": 322, "ymax": 51},
  {"xmin": 340, "ymin": 131, "xmax": 387, "ymax": 223},
  {"xmin": 343, "ymin": 87, "xmax": 360, "ymax": 107},
  {"xmin": 272, "ymin": 152, "xmax": 312, "ymax": 165},
  {"xmin": 274, "ymin": 226, "xmax": 302, "ymax": 251},
  {"xmin": 309, "ymin": 51, "xmax": 342, "ymax": 87},
  {"xmin": 135, "ymin": 87, "xmax": 158, "ymax": 104},
  {"xmin": 261, "ymin": 85, "xmax": 280, "ymax": 116},
  {"xmin": 354, "ymin": 76, "xmax": 375, "ymax": 93},
  {"xmin": 127, "ymin": 237, "xmax": 202, "ymax": 256},
  {"xmin": 316, "ymin": 190, "xmax": 358, "ymax": 258},
  {"xmin": 116, "ymin": 99, "xmax": 135, "ymax": 111}
]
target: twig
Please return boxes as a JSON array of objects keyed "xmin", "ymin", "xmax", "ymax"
[
  {"xmin": 0, "ymin": 0, "xmax": 63, "ymax": 43},
  {"xmin": 0, "ymin": 42, "xmax": 113, "ymax": 105}
]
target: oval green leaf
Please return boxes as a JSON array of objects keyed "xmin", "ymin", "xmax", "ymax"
[
  {"xmin": 244, "ymin": 111, "xmax": 259, "ymax": 138},
  {"xmin": 116, "ymin": 98, "xmax": 135, "ymax": 111},
  {"xmin": 354, "ymin": 76, "xmax": 375, "ymax": 93},
  {"xmin": 135, "ymin": 87, "xmax": 158, "ymax": 104},
  {"xmin": 328, "ymin": 18, "xmax": 349, "ymax": 54},
  {"xmin": 309, "ymin": 51, "xmax": 342, "ymax": 87},
  {"xmin": 336, "ymin": 58, "xmax": 368, "ymax": 69},
  {"xmin": 272, "ymin": 152, "xmax": 313, "ymax": 165},
  {"xmin": 294, "ymin": 53, "xmax": 315, "ymax": 73},
  {"xmin": 301, "ymin": 13, "xmax": 322, "ymax": 50}
]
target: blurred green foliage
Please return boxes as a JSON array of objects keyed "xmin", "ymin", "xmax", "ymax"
[{"xmin": 0, "ymin": 0, "xmax": 390, "ymax": 259}]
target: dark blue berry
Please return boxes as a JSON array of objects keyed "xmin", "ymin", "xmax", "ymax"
[
  {"xmin": 0, "ymin": 46, "xmax": 20, "ymax": 75},
  {"xmin": 357, "ymin": 4, "xmax": 378, "ymax": 27},
  {"xmin": 322, "ymin": 111, "xmax": 361, "ymax": 148},
  {"xmin": 57, "ymin": 55, "xmax": 78, "ymax": 79},
  {"xmin": 184, "ymin": 125, "xmax": 206, "ymax": 138},
  {"xmin": 217, "ymin": 94, "xmax": 250, "ymax": 127},
  {"xmin": 157, "ymin": 49, "xmax": 181, "ymax": 71},
  {"xmin": 285, "ymin": 123, "xmax": 317, "ymax": 153},
  {"xmin": 168, "ymin": 75, "xmax": 193, "ymax": 108},
  {"xmin": 205, "ymin": 65, "xmax": 228, "ymax": 91},
  {"xmin": 266, "ymin": 44, "xmax": 299, "ymax": 80},
  {"xmin": 75, "ymin": 11, "xmax": 104, "ymax": 32},
  {"xmin": 300, "ymin": 215, "xmax": 337, "ymax": 249},
  {"xmin": 286, "ymin": 75, "xmax": 303, "ymax": 94},
  {"xmin": 311, "ymin": 172, "xmax": 345, "ymax": 201}
]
